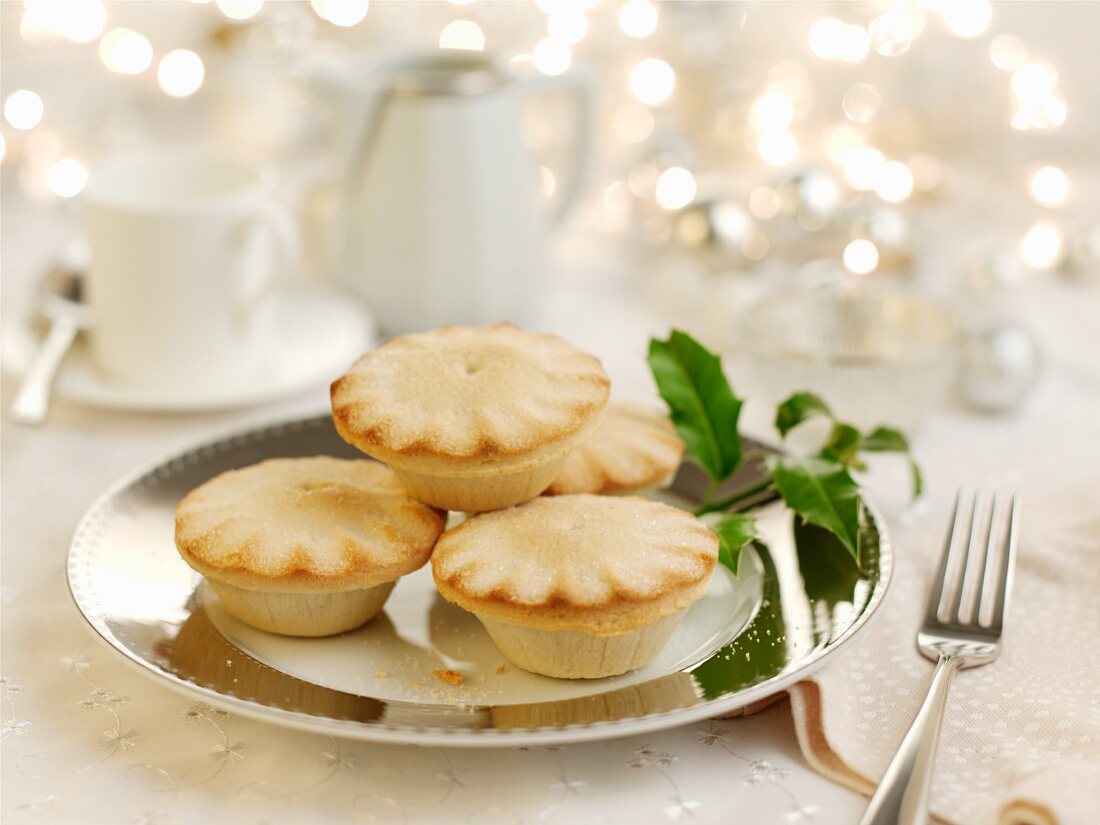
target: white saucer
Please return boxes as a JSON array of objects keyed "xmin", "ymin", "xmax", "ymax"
[{"xmin": 2, "ymin": 283, "xmax": 376, "ymax": 413}]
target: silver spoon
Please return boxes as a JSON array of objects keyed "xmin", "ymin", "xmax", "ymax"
[{"xmin": 9, "ymin": 264, "xmax": 93, "ymax": 426}]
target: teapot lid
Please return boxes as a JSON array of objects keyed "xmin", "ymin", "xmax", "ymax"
[{"xmin": 388, "ymin": 53, "xmax": 510, "ymax": 97}]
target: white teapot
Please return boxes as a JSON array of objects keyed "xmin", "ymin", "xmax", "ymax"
[{"xmin": 307, "ymin": 51, "xmax": 593, "ymax": 333}]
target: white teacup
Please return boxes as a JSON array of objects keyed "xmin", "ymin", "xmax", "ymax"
[{"xmin": 83, "ymin": 149, "xmax": 298, "ymax": 389}]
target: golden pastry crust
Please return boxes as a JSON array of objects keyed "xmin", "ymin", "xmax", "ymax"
[
  {"xmin": 545, "ymin": 403, "xmax": 683, "ymax": 496},
  {"xmin": 331, "ymin": 324, "xmax": 611, "ymax": 477},
  {"xmin": 175, "ymin": 457, "xmax": 445, "ymax": 593},
  {"xmin": 431, "ymin": 495, "xmax": 717, "ymax": 634}
]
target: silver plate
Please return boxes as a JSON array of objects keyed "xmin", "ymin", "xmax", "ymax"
[{"xmin": 67, "ymin": 414, "xmax": 892, "ymax": 747}]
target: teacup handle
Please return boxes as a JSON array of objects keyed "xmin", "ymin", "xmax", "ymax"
[
  {"xmin": 520, "ymin": 68, "xmax": 594, "ymax": 229},
  {"xmin": 237, "ymin": 200, "xmax": 300, "ymax": 316}
]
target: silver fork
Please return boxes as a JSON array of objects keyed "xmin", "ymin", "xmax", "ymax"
[{"xmin": 860, "ymin": 490, "xmax": 1019, "ymax": 825}]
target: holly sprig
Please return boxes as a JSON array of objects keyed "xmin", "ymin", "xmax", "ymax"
[{"xmin": 648, "ymin": 330, "xmax": 922, "ymax": 574}]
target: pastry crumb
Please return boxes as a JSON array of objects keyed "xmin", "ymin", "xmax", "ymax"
[
  {"xmin": 374, "ymin": 669, "xmax": 388, "ymax": 679},
  {"xmin": 433, "ymin": 669, "xmax": 465, "ymax": 686},
  {"xmin": 495, "ymin": 663, "xmax": 507, "ymax": 675}
]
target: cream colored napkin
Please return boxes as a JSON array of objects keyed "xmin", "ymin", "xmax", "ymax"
[{"xmin": 785, "ymin": 482, "xmax": 1100, "ymax": 825}]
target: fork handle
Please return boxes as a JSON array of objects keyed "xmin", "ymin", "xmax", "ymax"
[{"xmin": 859, "ymin": 655, "xmax": 961, "ymax": 825}]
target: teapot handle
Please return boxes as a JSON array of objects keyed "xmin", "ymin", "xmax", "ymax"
[{"xmin": 521, "ymin": 69, "xmax": 594, "ymax": 229}]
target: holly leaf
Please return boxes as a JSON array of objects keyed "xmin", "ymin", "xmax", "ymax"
[
  {"xmin": 647, "ymin": 331, "xmax": 743, "ymax": 482},
  {"xmin": 775, "ymin": 392, "xmax": 833, "ymax": 437},
  {"xmin": 860, "ymin": 426, "xmax": 909, "ymax": 453},
  {"xmin": 766, "ymin": 456, "xmax": 861, "ymax": 562},
  {"xmin": 820, "ymin": 423, "xmax": 864, "ymax": 467},
  {"xmin": 909, "ymin": 459, "xmax": 924, "ymax": 499},
  {"xmin": 712, "ymin": 513, "xmax": 758, "ymax": 575}
]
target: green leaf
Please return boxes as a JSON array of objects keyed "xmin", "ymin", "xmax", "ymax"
[
  {"xmin": 766, "ymin": 456, "xmax": 861, "ymax": 561},
  {"xmin": 712, "ymin": 513, "xmax": 758, "ymax": 575},
  {"xmin": 909, "ymin": 458, "xmax": 924, "ymax": 499},
  {"xmin": 820, "ymin": 423, "xmax": 863, "ymax": 467},
  {"xmin": 775, "ymin": 392, "xmax": 833, "ymax": 437},
  {"xmin": 860, "ymin": 426, "xmax": 910, "ymax": 453},
  {"xmin": 647, "ymin": 331, "xmax": 743, "ymax": 482}
]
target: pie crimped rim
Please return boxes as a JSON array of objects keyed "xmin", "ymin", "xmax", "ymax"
[
  {"xmin": 331, "ymin": 324, "xmax": 611, "ymax": 477},
  {"xmin": 432, "ymin": 494, "xmax": 718, "ymax": 635},
  {"xmin": 175, "ymin": 456, "xmax": 446, "ymax": 593},
  {"xmin": 546, "ymin": 402, "xmax": 684, "ymax": 496}
]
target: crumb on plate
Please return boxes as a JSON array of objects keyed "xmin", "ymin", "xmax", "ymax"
[{"xmin": 433, "ymin": 669, "xmax": 465, "ymax": 686}]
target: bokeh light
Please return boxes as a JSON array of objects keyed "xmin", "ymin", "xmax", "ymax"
[
  {"xmin": 843, "ymin": 239, "xmax": 880, "ymax": 274},
  {"xmin": 548, "ymin": 7, "xmax": 588, "ymax": 45},
  {"xmin": 619, "ymin": 0, "xmax": 658, "ymax": 38},
  {"xmin": 941, "ymin": 0, "xmax": 992, "ymax": 38},
  {"xmin": 810, "ymin": 18, "xmax": 870, "ymax": 63},
  {"xmin": 311, "ymin": 0, "xmax": 369, "ymax": 27},
  {"xmin": 748, "ymin": 186, "xmax": 781, "ymax": 219},
  {"xmin": 98, "ymin": 28, "xmax": 153, "ymax": 75},
  {"xmin": 629, "ymin": 58, "xmax": 675, "ymax": 106},
  {"xmin": 989, "ymin": 34, "xmax": 1027, "ymax": 71},
  {"xmin": 808, "ymin": 18, "xmax": 845, "ymax": 60},
  {"xmin": 757, "ymin": 129, "xmax": 798, "ymax": 167},
  {"xmin": 655, "ymin": 166, "xmax": 696, "ymax": 211},
  {"xmin": 869, "ymin": 2, "xmax": 926, "ymax": 57},
  {"xmin": 1020, "ymin": 221, "xmax": 1064, "ymax": 269},
  {"xmin": 4, "ymin": 90, "xmax": 44, "ymax": 130},
  {"xmin": 750, "ymin": 90, "xmax": 795, "ymax": 130},
  {"xmin": 875, "ymin": 161, "xmax": 915, "ymax": 203},
  {"xmin": 532, "ymin": 38, "xmax": 571, "ymax": 75},
  {"xmin": 439, "ymin": 20, "xmax": 485, "ymax": 51},
  {"xmin": 1029, "ymin": 166, "xmax": 1069, "ymax": 207},
  {"xmin": 803, "ymin": 173, "xmax": 841, "ymax": 214},
  {"xmin": 216, "ymin": 0, "xmax": 264, "ymax": 21},
  {"xmin": 823, "ymin": 124, "xmax": 865, "ymax": 166},
  {"xmin": 1011, "ymin": 62, "xmax": 1058, "ymax": 102},
  {"xmin": 48, "ymin": 157, "xmax": 88, "ymax": 198},
  {"xmin": 842, "ymin": 83, "xmax": 882, "ymax": 124},
  {"xmin": 157, "ymin": 50, "xmax": 205, "ymax": 98},
  {"xmin": 843, "ymin": 147, "xmax": 886, "ymax": 191},
  {"xmin": 22, "ymin": 0, "xmax": 106, "ymax": 43}
]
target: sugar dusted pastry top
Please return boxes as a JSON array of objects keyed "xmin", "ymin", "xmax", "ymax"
[
  {"xmin": 175, "ymin": 457, "xmax": 445, "ymax": 592},
  {"xmin": 432, "ymin": 495, "xmax": 718, "ymax": 634},
  {"xmin": 545, "ymin": 403, "xmax": 684, "ymax": 496},
  {"xmin": 331, "ymin": 324, "xmax": 610, "ymax": 476}
]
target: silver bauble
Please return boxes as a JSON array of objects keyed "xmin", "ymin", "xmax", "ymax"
[
  {"xmin": 670, "ymin": 197, "xmax": 762, "ymax": 269},
  {"xmin": 959, "ymin": 322, "xmax": 1042, "ymax": 413},
  {"xmin": 775, "ymin": 169, "xmax": 844, "ymax": 226}
]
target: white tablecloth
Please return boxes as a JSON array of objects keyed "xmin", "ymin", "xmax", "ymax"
[{"xmin": 3, "ymin": 201, "xmax": 1099, "ymax": 824}]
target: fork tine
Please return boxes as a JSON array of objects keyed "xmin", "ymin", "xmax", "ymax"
[
  {"xmin": 988, "ymin": 494, "xmax": 1019, "ymax": 630},
  {"xmin": 971, "ymin": 492, "xmax": 1000, "ymax": 624},
  {"xmin": 944, "ymin": 489, "xmax": 980, "ymax": 623},
  {"xmin": 924, "ymin": 490, "xmax": 964, "ymax": 624}
]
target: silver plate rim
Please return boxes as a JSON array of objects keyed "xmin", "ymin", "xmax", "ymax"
[{"xmin": 66, "ymin": 413, "xmax": 894, "ymax": 748}]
